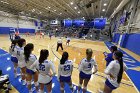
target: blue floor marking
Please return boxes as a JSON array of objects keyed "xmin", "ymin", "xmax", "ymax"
[
  {"xmin": 0, "ymin": 49, "xmax": 91, "ymax": 93},
  {"xmin": 105, "ymin": 41, "xmax": 140, "ymax": 92}
]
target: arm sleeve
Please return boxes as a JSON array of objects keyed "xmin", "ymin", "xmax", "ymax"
[
  {"xmin": 93, "ymin": 60, "xmax": 98, "ymax": 72},
  {"xmin": 104, "ymin": 61, "xmax": 114, "ymax": 74},
  {"xmin": 58, "ymin": 65, "xmax": 61, "ymax": 78},
  {"xmin": 30, "ymin": 61, "xmax": 37, "ymax": 70},
  {"xmin": 50, "ymin": 61, "xmax": 56, "ymax": 75},
  {"xmin": 79, "ymin": 59, "xmax": 84, "ymax": 71}
]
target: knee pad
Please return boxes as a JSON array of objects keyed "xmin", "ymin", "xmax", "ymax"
[
  {"xmin": 27, "ymin": 81, "xmax": 31, "ymax": 85},
  {"xmin": 83, "ymin": 87, "xmax": 87, "ymax": 90},
  {"xmin": 48, "ymin": 91, "xmax": 52, "ymax": 93},
  {"xmin": 60, "ymin": 87, "xmax": 64, "ymax": 91},
  {"xmin": 14, "ymin": 67, "xmax": 17, "ymax": 70},
  {"xmin": 34, "ymin": 82, "xmax": 39, "ymax": 87}
]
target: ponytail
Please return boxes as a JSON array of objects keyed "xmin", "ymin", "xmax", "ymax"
[
  {"xmin": 114, "ymin": 51, "xmax": 123, "ymax": 83},
  {"xmin": 60, "ymin": 52, "xmax": 68, "ymax": 65},
  {"xmin": 39, "ymin": 49, "xmax": 49, "ymax": 64},
  {"xmin": 24, "ymin": 43, "xmax": 34, "ymax": 62},
  {"xmin": 117, "ymin": 57, "xmax": 123, "ymax": 83}
]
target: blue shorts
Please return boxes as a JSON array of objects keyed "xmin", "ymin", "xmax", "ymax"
[
  {"xmin": 79, "ymin": 71, "xmax": 91, "ymax": 79},
  {"xmin": 26, "ymin": 68, "xmax": 35, "ymax": 75},
  {"xmin": 11, "ymin": 57, "xmax": 18, "ymax": 63},
  {"xmin": 105, "ymin": 79, "xmax": 117, "ymax": 90},
  {"xmin": 60, "ymin": 76, "xmax": 71, "ymax": 82}
]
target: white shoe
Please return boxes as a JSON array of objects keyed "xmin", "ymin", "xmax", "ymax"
[
  {"xmin": 31, "ymin": 87, "xmax": 36, "ymax": 92},
  {"xmin": 98, "ymin": 89, "xmax": 103, "ymax": 93},
  {"xmin": 22, "ymin": 80, "xmax": 26, "ymax": 85}
]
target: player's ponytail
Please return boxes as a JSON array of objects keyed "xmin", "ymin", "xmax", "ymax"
[
  {"xmin": 60, "ymin": 52, "xmax": 68, "ymax": 65},
  {"xmin": 114, "ymin": 51, "xmax": 123, "ymax": 83},
  {"xmin": 11, "ymin": 39, "xmax": 17, "ymax": 52},
  {"xmin": 17, "ymin": 38, "xmax": 26, "ymax": 47},
  {"xmin": 24, "ymin": 43, "xmax": 34, "ymax": 62},
  {"xmin": 39, "ymin": 49, "xmax": 49, "ymax": 64}
]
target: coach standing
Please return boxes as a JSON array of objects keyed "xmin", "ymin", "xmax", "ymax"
[{"xmin": 56, "ymin": 37, "xmax": 63, "ymax": 51}]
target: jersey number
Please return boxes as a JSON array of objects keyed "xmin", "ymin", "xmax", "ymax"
[
  {"xmin": 39, "ymin": 64, "xmax": 45, "ymax": 71},
  {"xmin": 88, "ymin": 63, "xmax": 91, "ymax": 68},
  {"xmin": 64, "ymin": 65, "xmax": 70, "ymax": 71}
]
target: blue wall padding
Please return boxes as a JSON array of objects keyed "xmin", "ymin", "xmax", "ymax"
[
  {"xmin": 112, "ymin": 33, "xmax": 120, "ymax": 44},
  {"xmin": 0, "ymin": 27, "xmax": 35, "ymax": 34},
  {"xmin": 124, "ymin": 33, "xmax": 140, "ymax": 55},
  {"xmin": 120, "ymin": 33, "xmax": 129, "ymax": 47}
]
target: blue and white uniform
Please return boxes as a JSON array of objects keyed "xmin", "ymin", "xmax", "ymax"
[
  {"xmin": 31, "ymin": 59, "xmax": 56, "ymax": 84},
  {"xmin": 66, "ymin": 37, "xmax": 71, "ymax": 43},
  {"xmin": 9, "ymin": 45, "xmax": 18, "ymax": 63},
  {"xmin": 15, "ymin": 46, "xmax": 26, "ymax": 68},
  {"xmin": 58, "ymin": 60, "xmax": 73, "ymax": 82},
  {"xmin": 26, "ymin": 54, "xmax": 37, "ymax": 74},
  {"xmin": 104, "ymin": 60, "xmax": 127, "ymax": 89},
  {"xmin": 79, "ymin": 58, "xmax": 97, "ymax": 79}
]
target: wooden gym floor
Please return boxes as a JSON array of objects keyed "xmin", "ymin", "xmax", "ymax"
[{"xmin": 0, "ymin": 35, "xmax": 139, "ymax": 93}]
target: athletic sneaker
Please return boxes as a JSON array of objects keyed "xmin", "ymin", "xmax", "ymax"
[
  {"xmin": 22, "ymin": 80, "xmax": 26, "ymax": 85},
  {"xmin": 98, "ymin": 89, "xmax": 104, "ymax": 93}
]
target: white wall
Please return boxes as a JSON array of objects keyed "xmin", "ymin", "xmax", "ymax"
[{"xmin": 0, "ymin": 15, "xmax": 35, "ymax": 29}]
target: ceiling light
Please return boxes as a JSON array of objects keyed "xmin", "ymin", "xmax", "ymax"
[
  {"xmin": 74, "ymin": 7, "xmax": 77, "ymax": 9},
  {"xmin": 54, "ymin": 10, "xmax": 56, "ymax": 11},
  {"xmin": 70, "ymin": 2, "xmax": 73, "ymax": 5},
  {"xmin": 102, "ymin": 9, "xmax": 105, "ymax": 12},
  {"xmin": 48, "ymin": 7, "xmax": 51, "ymax": 9},
  {"xmin": 60, "ymin": 13, "xmax": 62, "ymax": 15},
  {"xmin": 104, "ymin": 3, "xmax": 107, "ymax": 6},
  {"xmin": 78, "ymin": 11, "xmax": 80, "ymax": 13},
  {"xmin": 83, "ymin": 17, "xmax": 85, "ymax": 19}
]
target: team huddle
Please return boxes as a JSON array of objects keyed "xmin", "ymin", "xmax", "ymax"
[{"xmin": 9, "ymin": 38, "xmax": 127, "ymax": 93}]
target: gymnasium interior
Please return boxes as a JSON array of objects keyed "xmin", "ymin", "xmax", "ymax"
[{"xmin": 0, "ymin": 0, "xmax": 140, "ymax": 93}]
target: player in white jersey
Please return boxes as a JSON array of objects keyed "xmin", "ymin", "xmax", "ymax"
[
  {"xmin": 16, "ymin": 38, "xmax": 26, "ymax": 85},
  {"xmin": 24, "ymin": 43, "xmax": 38, "ymax": 93},
  {"xmin": 66, "ymin": 37, "xmax": 71, "ymax": 46},
  {"xmin": 9, "ymin": 39, "xmax": 18, "ymax": 78},
  {"xmin": 30, "ymin": 49, "xmax": 56, "ymax": 93},
  {"xmin": 58, "ymin": 52, "xmax": 73, "ymax": 93},
  {"xmin": 101, "ymin": 51, "xmax": 127, "ymax": 93},
  {"xmin": 78, "ymin": 48, "xmax": 98, "ymax": 93}
]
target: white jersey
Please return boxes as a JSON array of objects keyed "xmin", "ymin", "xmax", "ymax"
[
  {"xmin": 57, "ymin": 39, "xmax": 62, "ymax": 44},
  {"xmin": 9, "ymin": 45, "xmax": 17, "ymax": 57},
  {"xmin": 105, "ymin": 60, "xmax": 127, "ymax": 87},
  {"xmin": 58, "ymin": 60, "xmax": 73, "ymax": 77},
  {"xmin": 79, "ymin": 58, "xmax": 97, "ymax": 75},
  {"xmin": 31, "ymin": 59, "xmax": 56, "ymax": 84},
  {"xmin": 26, "ymin": 54, "xmax": 37, "ymax": 72},
  {"xmin": 15, "ymin": 46, "xmax": 26, "ymax": 68},
  {"xmin": 67, "ymin": 37, "xmax": 70, "ymax": 41}
]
